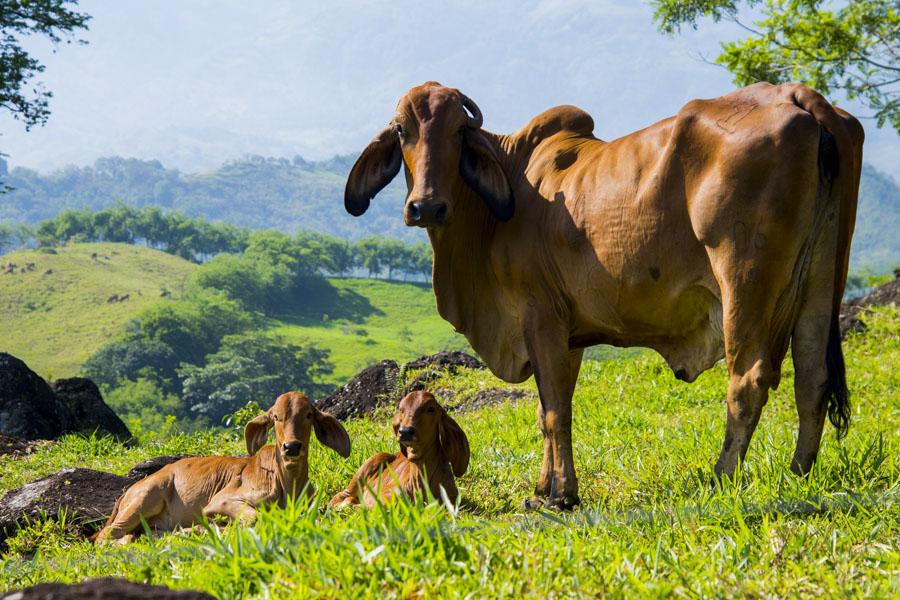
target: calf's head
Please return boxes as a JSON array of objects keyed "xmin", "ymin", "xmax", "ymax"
[
  {"xmin": 245, "ymin": 392, "xmax": 351, "ymax": 471},
  {"xmin": 345, "ymin": 81, "xmax": 514, "ymax": 228},
  {"xmin": 392, "ymin": 391, "xmax": 470, "ymax": 476}
]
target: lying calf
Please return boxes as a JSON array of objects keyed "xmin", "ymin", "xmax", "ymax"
[
  {"xmin": 95, "ymin": 391, "xmax": 350, "ymax": 544},
  {"xmin": 329, "ymin": 391, "xmax": 469, "ymax": 507}
]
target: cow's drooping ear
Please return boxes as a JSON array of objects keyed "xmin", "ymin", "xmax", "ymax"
[
  {"xmin": 313, "ymin": 409, "xmax": 351, "ymax": 458},
  {"xmin": 460, "ymin": 129, "xmax": 514, "ymax": 222},
  {"xmin": 244, "ymin": 412, "xmax": 273, "ymax": 456},
  {"xmin": 438, "ymin": 411, "xmax": 470, "ymax": 477},
  {"xmin": 345, "ymin": 125, "xmax": 402, "ymax": 217}
]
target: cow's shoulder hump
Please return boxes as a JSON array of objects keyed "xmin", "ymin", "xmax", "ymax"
[{"xmin": 520, "ymin": 105, "xmax": 595, "ymax": 144}]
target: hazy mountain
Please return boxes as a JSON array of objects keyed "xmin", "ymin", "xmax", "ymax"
[{"xmin": 1, "ymin": 155, "xmax": 897, "ymax": 270}]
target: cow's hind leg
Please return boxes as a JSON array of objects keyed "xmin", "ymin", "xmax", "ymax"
[
  {"xmin": 789, "ymin": 302, "xmax": 833, "ymax": 475},
  {"xmin": 94, "ymin": 485, "xmax": 167, "ymax": 544},
  {"xmin": 714, "ymin": 277, "xmax": 787, "ymax": 478}
]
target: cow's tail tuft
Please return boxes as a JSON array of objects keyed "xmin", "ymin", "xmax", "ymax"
[{"xmin": 825, "ymin": 314, "xmax": 850, "ymax": 439}]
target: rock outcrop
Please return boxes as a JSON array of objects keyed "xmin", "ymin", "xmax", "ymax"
[{"xmin": 0, "ymin": 353, "xmax": 131, "ymax": 442}]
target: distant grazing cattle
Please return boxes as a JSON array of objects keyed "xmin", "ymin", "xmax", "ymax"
[{"xmin": 345, "ymin": 81, "xmax": 863, "ymax": 509}]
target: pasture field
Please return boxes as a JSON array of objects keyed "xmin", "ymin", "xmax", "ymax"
[
  {"xmin": 0, "ymin": 307, "xmax": 897, "ymax": 598},
  {"xmin": 0, "ymin": 242, "xmax": 465, "ymax": 383},
  {"xmin": 0, "ymin": 243, "xmax": 195, "ymax": 378}
]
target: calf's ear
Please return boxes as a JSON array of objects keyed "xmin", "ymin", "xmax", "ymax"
[
  {"xmin": 345, "ymin": 125, "xmax": 402, "ymax": 217},
  {"xmin": 460, "ymin": 129, "xmax": 514, "ymax": 222},
  {"xmin": 438, "ymin": 412, "xmax": 470, "ymax": 477},
  {"xmin": 314, "ymin": 410, "xmax": 351, "ymax": 458},
  {"xmin": 245, "ymin": 412, "xmax": 273, "ymax": 456}
]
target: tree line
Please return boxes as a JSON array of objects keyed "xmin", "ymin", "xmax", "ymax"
[{"xmin": 17, "ymin": 205, "xmax": 432, "ymax": 281}]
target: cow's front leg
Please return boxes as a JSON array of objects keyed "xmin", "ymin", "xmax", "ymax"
[
  {"xmin": 524, "ymin": 321, "xmax": 583, "ymax": 510},
  {"xmin": 202, "ymin": 493, "xmax": 258, "ymax": 526}
]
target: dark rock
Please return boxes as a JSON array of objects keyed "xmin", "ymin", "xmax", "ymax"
[
  {"xmin": 51, "ymin": 378, "xmax": 132, "ymax": 443},
  {"xmin": 2, "ymin": 579, "xmax": 216, "ymax": 599},
  {"xmin": 404, "ymin": 351, "xmax": 485, "ymax": 373},
  {"xmin": 432, "ymin": 386, "xmax": 535, "ymax": 413},
  {"xmin": 403, "ymin": 369, "xmax": 442, "ymax": 394},
  {"xmin": 317, "ymin": 359, "xmax": 400, "ymax": 420},
  {"xmin": 0, "ymin": 468, "xmax": 131, "ymax": 544},
  {"xmin": 0, "ymin": 433, "xmax": 46, "ymax": 457},
  {"xmin": 126, "ymin": 455, "xmax": 193, "ymax": 482},
  {"xmin": 0, "ymin": 353, "xmax": 131, "ymax": 442},
  {"xmin": 840, "ymin": 272, "xmax": 900, "ymax": 338},
  {"xmin": 0, "ymin": 353, "xmax": 71, "ymax": 440}
]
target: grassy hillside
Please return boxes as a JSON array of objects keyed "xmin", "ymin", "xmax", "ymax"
[
  {"xmin": 0, "ymin": 243, "xmax": 195, "ymax": 378},
  {"xmin": 0, "ymin": 307, "xmax": 896, "ymax": 597},
  {"xmin": 0, "ymin": 243, "xmax": 464, "ymax": 381},
  {"xmin": 268, "ymin": 277, "xmax": 468, "ymax": 383}
]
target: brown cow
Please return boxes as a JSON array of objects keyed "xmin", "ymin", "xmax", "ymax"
[
  {"xmin": 345, "ymin": 81, "xmax": 863, "ymax": 510},
  {"xmin": 94, "ymin": 392, "xmax": 350, "ymax": 544},
  {"xmin": 329, "ymin": 391, "xmax": 469, "ymax": 508}
]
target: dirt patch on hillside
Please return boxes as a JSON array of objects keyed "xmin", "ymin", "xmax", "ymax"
[
  {"xmin": 0, "ymin": 434, "xmax": 47, "ymax": 457},
  {"xmin": 433, "ymin": 386, "xmax": 536, "ymax": 413},
  {"xmin": 317, "ymin": 360, "xmax": 401, "ymax": 420},
  {"xmin": 840, "ymin": 270, "xmax": 900, "ymax": 337},
  {"xmin": 4, "ymin": 578, "xmax": 216, "ymax": 599},
  {"xmin": 403, "ymin": 351, "xmax": 485, "ymax": 373}
]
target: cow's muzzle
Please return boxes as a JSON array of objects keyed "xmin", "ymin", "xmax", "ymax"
[
  {"xmin": 397, "ymin": 427, "xmax": 416, "ymax": 443},
  {"xmin": 406, "ymin": 200, "xmax": 448, "ymax": 227},
  {"xmin": 282, "ymin": 441, "xmax": 303, "ymax": 457}
]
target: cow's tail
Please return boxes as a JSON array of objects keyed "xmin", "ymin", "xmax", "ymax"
[{"xmin": 792, "ymin": 86, "xmax": 863, "ymax": 439}]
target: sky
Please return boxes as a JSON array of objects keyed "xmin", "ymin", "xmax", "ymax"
[{"xmin": 2, "ymin": 0, "xmax": 898, "ymax": 180}]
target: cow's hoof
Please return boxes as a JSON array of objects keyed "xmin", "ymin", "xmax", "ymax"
[
  {"xmin": 546, "ymin": 494, "xmax": 580, "ymax": 511},
  {"xmin": 523, "ymin": 496, "xmax": 546, "ymax": 510}
]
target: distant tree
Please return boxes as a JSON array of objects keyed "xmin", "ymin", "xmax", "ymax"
[
  {"xmin": 0, "ymin": 1, "xmax": 90, "ymax": 138},
  {"xmin": 0, "ymin": 222, "xmax": 30, "ymax": 253},
  {"xmin": 411, "ymin": 241, "xmax": 433, "ymax": 280},
  {"xmin": 82, "ymin": 337, "xmax": 179, "ymax": 392},
  {"xmin": 137, "ymin": 290, "xmax": 252, "ymax": 366},
  {"xmin": 355, "ymin": 236, "xmax": 384, "ymax": 278},
  {"xmin": 179, "ymin": 332, "xmax": 333, "ymax": 423},
  {"xmin": 653, "ymin": 0, "xmax": 900, "ymax": 133},
  {"xmin": 191, "ymin": 253, "xmax": 292, "ymax": 315}
]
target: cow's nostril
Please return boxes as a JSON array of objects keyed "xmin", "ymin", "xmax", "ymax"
[
  {"xmin": 282, "ymin": 442, "xmax": 303, "ymax": 457},
  {"xmin": 408, "ymin": 202, "xmax": 421, "ymax": 222},
  {"xmin": 398, "ymin": 427, "xmax": 415, "ymax": 442},
  {"xmin": 435, "ymin": 203, "xmax": 448, "ymax": 222}
]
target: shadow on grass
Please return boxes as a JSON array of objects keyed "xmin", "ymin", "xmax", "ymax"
[{"xmin": 275, "ymin": 277, "xmax": 384, "ymax": 326}]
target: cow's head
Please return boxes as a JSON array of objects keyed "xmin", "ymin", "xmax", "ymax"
[
  {"xmin": 345, "ymin": 82, "xmax": 513, "ymax": 228},
  {"xmin": 392, "ymin": 390, "xmax": 470, "ymax": 476},
  {"xmin": 245, "ymin": 391, "xmax": 351, "ymax": 471}
]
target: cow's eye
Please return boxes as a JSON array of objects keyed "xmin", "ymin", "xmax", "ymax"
[
  {"xmin": 307, "ymin": 412, "xmax": 313, "ymax": 419},
  {"xmin": 272, "ymin": 415, "xmax": 279, "ymax": 422},
  {"xmin": 395, "ymin": 123, "xmax": 404, "ymax": 135}
]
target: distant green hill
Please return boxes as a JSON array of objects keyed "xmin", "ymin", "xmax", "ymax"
[
  {"xmin": 0, "ymin": 243, "xmax": 465, "ymax": 382},
  {"xmin": 853, "ymin": 164, "xmax": 900, "ymax": 272},
  {"xmin": 2, "ymin": 155, "xmax": 898, "ymax": 269},
  {"xmin": 0, "ymin": 243, "xmax": 195, "ymax": 378}
]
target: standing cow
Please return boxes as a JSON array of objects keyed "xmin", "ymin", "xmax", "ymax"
[{"xmin": 345, "ymin": 81, "xmax": 863, "ymax": 509}]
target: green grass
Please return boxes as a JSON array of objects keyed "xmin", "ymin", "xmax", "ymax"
[
  {"xmin": 0, "ymin": 243, "xmax": 195, "ymax": 378},
  {"xmin": 1, "ymin": 307, "xmax": 896, "ymax": 598},
  {"xmin": 0, "ymin": 243, "xmax": 466, "ymax": 382},
  {"xmin": 268, "ymin": 277, "xmax": 469, "ymax": 383}
]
